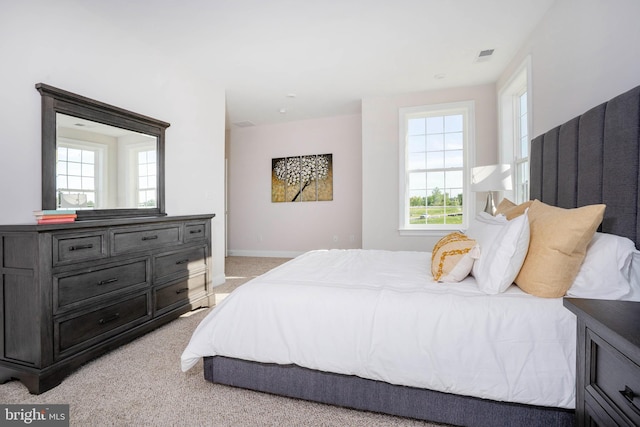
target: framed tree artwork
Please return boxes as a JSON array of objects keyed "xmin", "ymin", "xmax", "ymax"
[{"xmin": 272, "ymin": 154, "xmax": 333, "ymax": 202}]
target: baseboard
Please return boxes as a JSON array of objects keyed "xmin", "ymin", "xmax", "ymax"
[{"xmin": 226, "ymin": 249, "xmax": 305, "ymax": 258}]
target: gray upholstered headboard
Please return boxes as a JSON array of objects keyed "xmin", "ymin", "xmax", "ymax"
[{"xmin": 529, "ymin": 85, "xmax": 640, "ymax": 248}]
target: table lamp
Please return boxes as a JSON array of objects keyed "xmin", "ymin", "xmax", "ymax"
[{"xmin": 470, "ymin": 164, "xmax": 512, "ymax": 215}]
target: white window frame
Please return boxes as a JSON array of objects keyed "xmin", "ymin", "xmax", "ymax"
[
  {"xmin": 499, "ymin": 56, "xmax": 532, "ymax": 204},
  {"xmin": 117, "ymin": 138, "xmax": 157, "ymax": 208},
  {"xmin": 514, "ymin": 88, "xmax": 529, "ymax": 203},
  {"xmin": 136, "ymin": 148, "xmax": 157, "ymax": 207},
  {"xmin": 57, "ymin": 137, "xmax": 107, "ymax": 208},
  {"xmin": 398, "ymin": 100, "xmax": 475, "ymax": 235}
]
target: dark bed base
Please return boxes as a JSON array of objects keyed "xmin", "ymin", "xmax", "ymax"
[{"xmin": 204, "ymin": 356, "xmax": 574, "ymax": 427}]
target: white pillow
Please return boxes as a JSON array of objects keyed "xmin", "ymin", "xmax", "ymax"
[
  {"xmin": 626, "ymin": 252, "xmax": 640, "ymax": 302},
  {"xmin": 567, "ymin": 232, "xmax": 637, "ymax": 299},
  {"xmin": 465, "ymin": 212, "xmax": 508, "ymax": 251},
  {"xmin": 467, "ymin": 211, "xmax": 530, "ymax": 294}
]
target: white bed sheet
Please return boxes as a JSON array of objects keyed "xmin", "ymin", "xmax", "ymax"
[{"xmin": 181, "ymin": 249, "xmax": 576, "ymax": 409}]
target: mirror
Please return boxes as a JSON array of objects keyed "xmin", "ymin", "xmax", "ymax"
[
  {"xmin": 56, "ymin": 114, "xmax": 158, "ymax": 210},
  {"xmin": 37, "ymin": 83, "xmax": 170, "ymax": 220}
]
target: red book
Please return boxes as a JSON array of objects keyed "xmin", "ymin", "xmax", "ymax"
[
  {"xmin": 37, "ymin": 217, "xmax": 76, "ymax": 224},
  {"xmin": 36, "ymin": 214, "xmax": 78, "ymax": 220}
]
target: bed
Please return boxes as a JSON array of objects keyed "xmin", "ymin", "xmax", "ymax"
[{"xmin": 181, "ymin": 85, "xmax": 640, "ymax": 426}]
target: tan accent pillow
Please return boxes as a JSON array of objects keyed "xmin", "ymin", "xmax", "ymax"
[
  {"xmin": 431, "ymin": 232, "xmax": 478, "ymax": 282},
  {"xmin": 495, "ymin": 198, "xmax": 516, "ymax": 214},
  {"xmin": 495, "ymin": 198, "xmax": 533, "ymax": 220},
  {"xmin": 514, "ymin": 200, "xmax": 606, "ymax": 298}
]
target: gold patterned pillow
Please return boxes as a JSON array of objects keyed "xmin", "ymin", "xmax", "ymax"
[{"xmin": 431, "ymin": 232, "xmax": 479, "ymax": 282}]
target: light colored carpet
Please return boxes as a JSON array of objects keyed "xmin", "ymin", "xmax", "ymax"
[{"xmin": 0, "ymin": 256, "xmax": 443, "ymax": 427}]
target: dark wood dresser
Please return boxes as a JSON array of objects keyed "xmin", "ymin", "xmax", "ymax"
[
  {"xmin": 564, "ymin": 298, "xmax": 640, "ymax": 426},
  {"xmin": 0, "ymin": 214, "xmax": 214, "ymax": 394}
]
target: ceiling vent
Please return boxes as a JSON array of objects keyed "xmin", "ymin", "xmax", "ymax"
[
  {"xmin": 476, "ymin": 49, "xmax": 495, "ymax": 63},
  {"xmin": 233, "ymin": 120, "xmax": 256, "ymax": 128}
]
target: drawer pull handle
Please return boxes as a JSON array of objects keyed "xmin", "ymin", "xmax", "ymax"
[
  {"xmin": 189, "ymin": 229, "xmax": 202, "ymax": 234},
  {"xmin": 98, "ymin": 313, "xmax": 120, "ymax": 325},
  {"xmin": 176, "ymin": 287, "xmax": 189, "ymax": 294},
  {"xmin": 620, "ymin": 386, "xmax": 637, "ymax": 404},
  {"xmin": 142, "ymin": 235, "xmax": 158, "ymax": 241},
  {"xmin": 69, "ymin": 244, "xmax": 94, "ymax": 251},
  {"xmin": 176, "ymin": 259, "xmax": 189, "ymax": 265},
  {"xmin": 98, "ymin": 278, "xmax": 119, "ymax": 286}
]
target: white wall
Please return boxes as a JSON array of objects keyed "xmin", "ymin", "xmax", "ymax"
[
  {"xmin": 362, "ymin": 84, "xmax": 498, "ymax": 251},
  {"xmin": 499, "ymin": 0, "xmax": 640, "ymax": 136},
  {"xmin": 228, "ymin": 115, "xmax": 362, "ymax": 257},
  {"xmin": 0, "ymin": 1, "xmax": 227, "ymax": 285}
]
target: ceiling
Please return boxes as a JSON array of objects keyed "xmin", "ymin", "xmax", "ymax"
[
  {"xmin": 79, "ymin": 0, "xmax": 557, "ymax": 127},
  {"xmin": 57, "ymin": 114, "xmax": 141, "ymax": 138}
]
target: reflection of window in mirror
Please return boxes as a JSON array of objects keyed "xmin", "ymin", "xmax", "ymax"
[
  {"xmin": 57, "ymin": 141, "xmax": 105, "ymax": 209},
  {"xmin": 56, "ymin": 113, "xmax": 157, "ymax": 210},
  {"xmin": 137, "ymin": 150, "xmax": 157, "ymax": 207},
  {"xmin": 117, "ymin": 139, "xmax": 156, "ymax": 208}
]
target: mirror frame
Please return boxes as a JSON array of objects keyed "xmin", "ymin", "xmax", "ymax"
[{"xmin": 36, "ymin": 83, "xmax": 170, "ymax": 220}]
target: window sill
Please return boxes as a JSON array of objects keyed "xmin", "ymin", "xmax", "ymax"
[{"xmin": 398, "ymin": 228, "xmax": 462, "ymax": 237}]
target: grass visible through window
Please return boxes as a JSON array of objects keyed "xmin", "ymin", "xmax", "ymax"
[{"xmin": 409, "ymin": 206, "xmax": 463, "ymax": 225}]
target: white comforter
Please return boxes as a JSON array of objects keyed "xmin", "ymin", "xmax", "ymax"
[{"xmin": 181, "ymin": 249, "xmax": 576, "ymax": 409}]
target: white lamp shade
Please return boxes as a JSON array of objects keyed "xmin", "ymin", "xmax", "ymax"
[{"xmin": 471, "ymin": 164, "xmax": 513, "ymax": 192}]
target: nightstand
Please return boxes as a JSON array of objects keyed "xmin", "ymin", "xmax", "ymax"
[{"xmin": 564, "ymin": 298, "xmax": 640, "ymax": 426}]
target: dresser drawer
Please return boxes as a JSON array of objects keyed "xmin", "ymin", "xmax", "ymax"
[
  {"xmin": 112, "ymin": 225, "xmax": 181, "ymax": 254},
  {"xmin": 56, "ymin": 293, "xmax": 151, "ymax": 355},
  {"xmin": 154, "ymin": 274, "xmax": 206, "ymax": 313},
  {"xmin": 154, "ymin": 246, "xmax": 206, "ymax": 280},
  {"xmin": 585, "ymin": 392, "xmax": 624, "ymax": 427},
  {"xmin": 588, "ymin": 330, "xmax": 640, "ymax": 425},
  {"xmin": 54, "ymin": 259, "xmax": 150, "ymax": 312},
  {"xmin": 184, "ymin": 222, "xmax": 207, "ymax": 243},
  {"xmin": 53, "ymin": 231, "xmax": 108, "ymax": 265}
]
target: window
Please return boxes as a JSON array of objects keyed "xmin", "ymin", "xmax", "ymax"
[
  {"xmin": 499, "ymin": 57, "xmax": 531, "ymax": 204},
  {"xmin": 57, "ymin": 145, "xmax": 97, "ymax": 208},
  {"xmin": 515, "ymin": 90, "xmax": 529, "ymax": 203},
  {"xmin": 399, "ymin": 101, "xmax": 474, "ymax": 233},
  {"xmin": 137, "ymin": 150, "xmax": 157, "ymax": 207}
]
